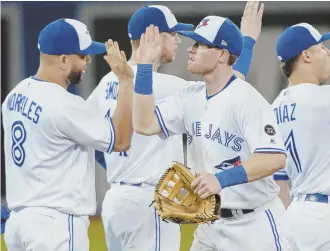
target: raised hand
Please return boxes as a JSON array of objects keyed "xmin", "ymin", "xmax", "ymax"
[
  {"xmin": 136, "ymin": 25, "xmax": 162, "ymax": 64},
  {"xmin": 103, "ymin": 39, "xmax": 134, "ymax": 81},
  {"xmin": 240, "ymin": 1, "xmax": 264, "ymax": 41}
]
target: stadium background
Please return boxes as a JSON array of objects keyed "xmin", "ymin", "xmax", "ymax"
[{"xmin": 1, "ymin": 1, "xmax": 330, "ymax": 250}]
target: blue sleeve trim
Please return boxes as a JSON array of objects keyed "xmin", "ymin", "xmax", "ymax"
[
  {"xmin": 232, "ymin": 36, "xmax": 256, "ymax": 78},
  {"xmin": 95, "ymin": 150, "xmax": 106, "ymax": 169},
  {"xmin": 155, "ymin": 106, "xmax": 169, "ymax": 139},
  {"xmin": 273, "ymin": 174, "xmax": 290, "ymax": 181},
  {"xmin": 106, "ymin": 117, "xmax": 115, "ymax": 153},
  {"xmin": 254, "ymin": 148, "xmax": 287, "ymax": 156}
]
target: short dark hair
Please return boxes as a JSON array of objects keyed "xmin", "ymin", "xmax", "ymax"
[
  {"xmin": 228, "ymin": 54, "xmax": 238, "ymax": 66},
  {"xmin": 280, "ymin": 55, "xmax": 300, "ymax": 78},
  {"xmin": 131, "ymin": 40, "xmax": 140, "ymax": 50},
  {"xmin": 213, "ymin": 47, "xmax": 237, "ymax": 66}
]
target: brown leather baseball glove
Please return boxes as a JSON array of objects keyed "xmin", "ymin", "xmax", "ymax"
[{"xmin": 154, "ymin": 162, "xmax": 221, "ymax": 224}]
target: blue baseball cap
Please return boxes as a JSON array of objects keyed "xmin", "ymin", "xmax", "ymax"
[
  {"xmin": 128, "ymin": 5, "xmax": 194, "ymax": 40},
  {"xmin": 276, "ymin": 23, "xmax": 330, "ymax": 62},
  {"xmin": 38, "ymin": 18, "xmax": 106, "ymax": 55},
  {"xmin": 179, "ymin": 16, "xmax": 243, "ymax": 56}
]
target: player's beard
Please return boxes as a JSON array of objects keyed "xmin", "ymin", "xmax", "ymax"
[{"xmin": 68, "ymin": 70, "xmax": 83, "ymax": 85}]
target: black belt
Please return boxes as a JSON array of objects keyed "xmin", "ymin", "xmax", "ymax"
[{"xmin": 221, "ymin": 208, "xmax": 255, "ymax": 218}]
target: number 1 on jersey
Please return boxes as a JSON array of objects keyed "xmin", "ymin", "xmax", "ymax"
[{"xmin": 285, "ymin": 129, "xmax": 302, "ymax": 173}]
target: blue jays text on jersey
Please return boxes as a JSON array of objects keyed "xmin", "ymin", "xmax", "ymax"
[
  {"xmin": 6, "ymin": 92, "xmax": 42, "ymax": 124},
  {"xmin": 188, "ymin": 121, "xmax": 244, "ymax": 152},
  {"xmin": 105, "ymin": 81, "xmax": 119, "ymax": 100}
]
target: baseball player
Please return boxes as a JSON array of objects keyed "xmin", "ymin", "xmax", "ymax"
[
  {"xmin": 87, "ymin": 3, "xmax": 263, "ymax": 250},
  {"xmin": 272, "ymin": 23, "xmax": 330, "ymax": 250},
  {"xmin": 132, "ymin": 14, "xmax": 290, "ymax": 251},
  {"xmin": 2, "ymin": 18, "xmax": 134, "ymax": 251},
  {"xmin": 87, "ymin": 5, "xmax": 193, "ymax": 251}
]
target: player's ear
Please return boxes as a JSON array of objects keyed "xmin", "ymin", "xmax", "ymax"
[
  {"xmin": 59, "ymin": 55, "xmax": 70, "ymax": 70},
  {"xmin": 301, "ymin": 50, "xmax": 312, "ymax": 64},
  {"xmin": 217, "ymin": 49, "xmax": 230, "ymax": 64}
]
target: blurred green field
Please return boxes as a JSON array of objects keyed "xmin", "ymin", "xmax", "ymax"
[{"xmin": 1, "ymin": 217, "xmax": 197, "ymax": 251}]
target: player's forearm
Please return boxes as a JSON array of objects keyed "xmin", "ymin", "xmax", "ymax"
[
  {"xmin": 133, "ymin": 64, "xmax": 162, "ymax": 135},
  {"xmin": 243, "ymin": 153, "xmax": 286, "ymax": 182},
  {"xmin": 215, "ymin": 153, "xmax": 286, "ymax": 189},
  {"xmin": 275, "ymin": 180, "xmax": 291, "ymax": 208},
  {"xmin": 111, "ymin": 79, "xmax": 134, "ymax": 152},
  {"xmin": 133, "ymin": 94, "xmax": 160, "ymax": 135}
]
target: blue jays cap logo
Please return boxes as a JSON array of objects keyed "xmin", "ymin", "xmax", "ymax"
[
  {"xmin": 214, "ymin": 156, "xmax": 241, "ymax": 171},
  {"xmin": 197, "ymin": 19, "xmax": 210, "ymax": 29}
]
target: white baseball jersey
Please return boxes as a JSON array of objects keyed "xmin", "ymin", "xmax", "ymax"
[
  {"xmin": 156, "ymin": 75, "xmax": 286, "ymax": 209},
  {"xmin": 2, "ymin": 76, "xmax": 115, "ymax": 216},
  {"xmin": 272, "ymin": 84, "xmax": 330, "ymax": 197},
  {"xmin": 87, "ymin": 65, "xmax": 185, "ymax": 185}
]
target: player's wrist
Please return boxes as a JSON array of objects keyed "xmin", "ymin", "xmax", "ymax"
[
  {"xmin": 232, "ymin": 37, "xmax": 255, "ymax": 78},
  {"xmin": 134, "ymin": 64, "xmax": 153, "ymax": 95},
  {"xmin": 243, "ymin": 36, "xmax": 256, "ymax": 51},
  {"xmin": 215, "ymin": 165, "xmax": 248, "ymax": 189},
  {"xmin": 117, "ymin": 77, "xmax": 134, "ymax": 88},
  {"xmin": 117, "ymin": 73, "xmax": 134, "ymax": 83}
]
